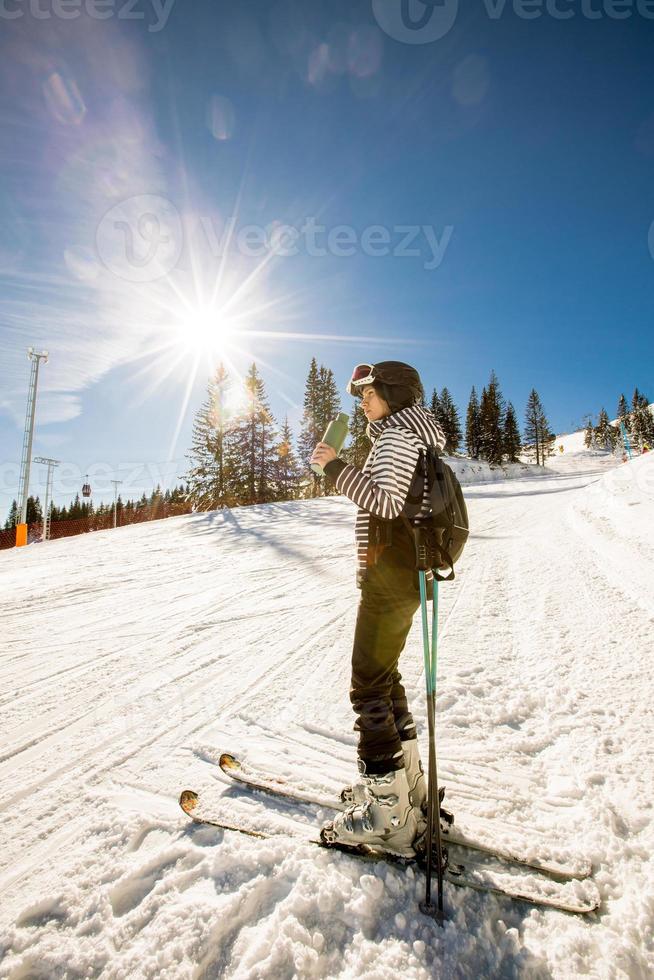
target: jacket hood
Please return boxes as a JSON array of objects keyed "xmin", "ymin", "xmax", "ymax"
[{"xmin": 367, "ymin": 404, "xmax": 443, "ymax": 447}]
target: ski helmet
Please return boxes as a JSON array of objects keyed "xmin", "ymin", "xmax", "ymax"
[{"xmin": 347, "ymin": 361, "xmax": 424, "ymax": 412}]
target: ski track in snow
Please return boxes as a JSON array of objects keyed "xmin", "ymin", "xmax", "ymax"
[{"xmin": 1, "ymin": 449, "xmax": 653, "ymax": 979}]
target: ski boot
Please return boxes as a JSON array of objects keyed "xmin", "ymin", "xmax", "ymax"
[
  {"xmin": 340, "ymin": 740, "xmax": 454, "ymax": 828},
  {"xmin": 339, "ymin": 779, "xmax": 366, "ymax": 806},
  {"xmin": 402, "ymin": 738, "xmax": 427, "ymax": 813},
  {"xmin": 321, "ymin": 766, "xmax": 419, "ymax": 858},
  {"xmin": 341, "ymin": 739, "xmax": 430, "ymax": 809},
  {"xmin": 401, "ymin": 738, "xmax": 454, "ymax": 838}
]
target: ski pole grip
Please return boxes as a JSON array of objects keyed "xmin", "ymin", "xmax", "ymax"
[{"xmin": 412, "ymin": 522, "xmax": 433, "ymax": 572}]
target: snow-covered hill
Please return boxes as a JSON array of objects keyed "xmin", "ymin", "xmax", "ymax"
[{"xmin": 1, "ymin": 447, "xmax": 653, "ymax": 978}]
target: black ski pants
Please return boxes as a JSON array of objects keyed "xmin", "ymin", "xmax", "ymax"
[{"xmin": 351, "ymin": 537, "xmax": 430, "ymax": 775}]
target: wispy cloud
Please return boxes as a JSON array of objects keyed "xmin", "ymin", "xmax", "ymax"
[{"xmin": 0, "ymin": 16, "xmax": 172, "ymax": 428}]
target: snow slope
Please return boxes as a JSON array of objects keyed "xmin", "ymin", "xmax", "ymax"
[{"xmin": 1, "ymin": 447, "xmax": 653, "ymax": 979}]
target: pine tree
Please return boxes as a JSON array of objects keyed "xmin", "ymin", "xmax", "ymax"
[
  {"xmin": 630, "ymin": 389, "xmax": 644, "ymax": 450},
  {"xmin": 503, "ymin": 402, "xmax": 522, "ymax": 462},
  {"xmin": 53, "ymin": 503, "xmax": 68, "ymax": 523},
  {"xmin": 631, "ymin": 387, "xmax": 644, "ymax": 413},
  {"xmin": 438, "ymin": 387, "xmax": 462, "ymax": 454},
  {"xmin": 594, "ymin": 408, "xmax": 616, "ymax": 451},
  {"xmin": 317, "ymin": 367, "xmax": 341, "ymax": 435},
  {"xmin": 617, "ymin": 393, "xmax": 629, "ymax": 427},
  {"xmin": 478, "ymin": 371, "xmax": 506, "ymax": 465},
  {"xmin": 478, "ymin": 387, "xmax": 491, "ymax": 461},
  {"xmin": 4, "ymin": 499, "xmax": 18, "ymax": 530},
  {"xmin": 26, "ymin": 495, "xmax": 42, "ymax": 524},
  {"xmin": 150, "ymin": 485, "xmax": 164, "ymax": 520},
  {"xmin": 343, "ymin": 399, "xmax": 369, "ymax": 468},
  {"xmin": 185, "ymin": 363, "xmax": 235, "ymax": 510},
  {"xmin": 170, "ymin": 484, "xmax": 189, "ymax": 509},
  {"xmin": 645, "ymin": 409, "xmax": 654, "ymax": 448},
  {"xmin": 525, "ymin": 390, "xmax": 545, "ymax": 464},
  {"xmin": 465, "ymin": 386, "xmax": 481, "ymax": 459},
  {"xmin": 67, "ymin": 494, "xmax": 84, "ymax": 520},
  {"xmin": 524, "ymin": 390, "xmax": 554, "ymax": 465},
  {"xmin": 430, "ymin": 388, "xmax": 441, "ymax": 420},
  {"xmin": 258, "ymin": 399, "xmax": 276, "ymax": 504},
  {"xmin": 631, "ymin": 393, "xmax": 654, "ymax": 451},
  {"xmin": 227, "ymin": 363, "xmax": 278, "ymax": 505},
  {"xmin": 642, "ymin": 400, "xmax": 654, "ymax": 446},
  {"xmin": 297, "ymin": 358, "xmax": 322, "ymax": 497},
  {"xmin": 298, "ymin": 358, "xmax": 344, "ymax": 498},
  {"xmin": 488, "ymin": 371, "xmax": 507, "ymax": 462},
  {"xmin": 583, "ymin": 416, "xmax": 595, "ymax": 450},
  {"xmin": 273, "ymin": 417, "xmax": 302, "ymax": 501}
]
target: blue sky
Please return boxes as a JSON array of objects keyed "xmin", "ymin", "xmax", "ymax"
[{"xmin": 1, "ymin": 0, "xmax": 653, "ymax": 519}]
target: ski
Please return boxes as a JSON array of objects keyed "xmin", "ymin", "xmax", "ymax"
[
  {"xmin": 217, "ymin": 752, "xmax": 592, "ymax": 882},
  {"xmin": 179, "ymin": 789, "xmax": 600, "ymax": 916}
]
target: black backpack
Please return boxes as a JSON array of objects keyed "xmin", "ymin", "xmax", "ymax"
[{"xmin": 401, "ymin": 447, "xmax": 469, "ymax": 581}]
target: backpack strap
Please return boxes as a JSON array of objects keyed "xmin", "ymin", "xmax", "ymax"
[
  {"xmin": 400, "ymin": 448, "xmax": 456, "ymax": 580},
  {"xmin": 402, "ymin": 448, "xmax": 428, "ymax": 519}
]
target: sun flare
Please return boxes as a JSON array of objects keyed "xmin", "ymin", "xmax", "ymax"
[{"xmin": 178, "ymin": 307, "xmax": 232, "ymax": 355}]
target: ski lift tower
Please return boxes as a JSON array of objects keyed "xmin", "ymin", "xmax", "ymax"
[
  {"xmin": 16, "ymin": 348, "xmax": 49, "ymax": 547},
  {"xmin": 33, "ymin": 457, "xmax": 59, "ymax": 542},
  {"xmin": 111, "ymin": 479, "xmax": 123, "ymax": 529}
]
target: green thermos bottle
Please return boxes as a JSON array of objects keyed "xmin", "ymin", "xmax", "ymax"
[{"xmin": 311, "ymin": 412, "xmax": 349, "ymax": 475}]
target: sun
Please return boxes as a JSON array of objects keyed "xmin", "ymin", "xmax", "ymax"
[{"xmin": 178, "ymin": 307, "xmax": 233, "ymax": 355}]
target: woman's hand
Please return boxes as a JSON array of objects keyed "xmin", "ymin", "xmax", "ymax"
[{"xmin": 310, "ymin": 442, "xmax": 338, "ymax": 468}]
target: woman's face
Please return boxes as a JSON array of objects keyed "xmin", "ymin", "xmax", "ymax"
[{"xmin": 360, "ymin": 385, "xmax": 391, "ymax": 422}]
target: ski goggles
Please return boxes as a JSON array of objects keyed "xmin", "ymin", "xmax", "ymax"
[{"xmin": 346, "ymin": 363, "xmax": 376, "ymax": 396}]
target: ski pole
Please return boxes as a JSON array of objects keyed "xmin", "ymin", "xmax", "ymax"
[{"xmin": 418, "ymin": 569, "xmax": 445, "ymax": 923}]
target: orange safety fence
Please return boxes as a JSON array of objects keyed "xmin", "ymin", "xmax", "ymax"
[{"xmin": 0, "ymin": 502, "xmax": 194, "ymax": 551}]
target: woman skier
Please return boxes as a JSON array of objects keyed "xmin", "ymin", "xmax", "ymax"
[{"xmin": 310, "ymin": 361, "xmax": 447, "ymax": 857}]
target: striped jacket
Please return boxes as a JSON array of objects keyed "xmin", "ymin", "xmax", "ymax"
[{"xmin": 324, "ymin": 405, "xmax": 447, "ymax": 586}]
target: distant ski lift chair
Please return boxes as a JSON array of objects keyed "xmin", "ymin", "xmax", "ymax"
[{"xmin": 82, "ymin": 477, "xmax": 92, "ymax": 498}]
